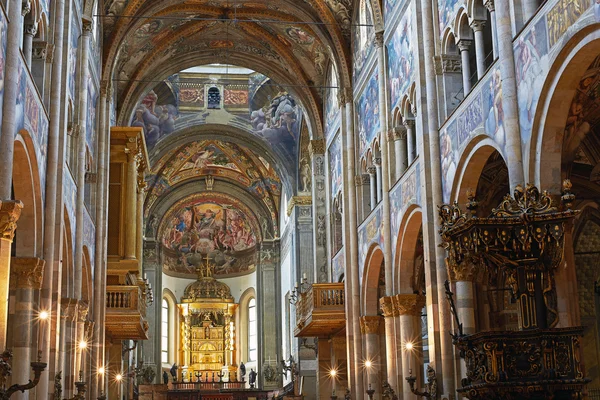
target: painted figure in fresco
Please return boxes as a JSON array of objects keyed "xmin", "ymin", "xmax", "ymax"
[
  {"xmin": 440, "ymin": 127, "xmax": 456, "ymax": 202},
  {"xmin": 516, "ymin": 31, "xmax": 543, "ymax": 122}
]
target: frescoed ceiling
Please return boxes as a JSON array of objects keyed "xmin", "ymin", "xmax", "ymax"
[
  {"xmin": 102, "ymin": 0, "xmax": 358, "ymax": 137},
  {"xmin": 145, "ymin": 138, "xmax": 281, "ymax": 235}
]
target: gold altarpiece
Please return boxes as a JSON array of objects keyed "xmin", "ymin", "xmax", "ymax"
[{"xmin": 178, "ymin": 258, "xmax": 238, "ymax": 379}]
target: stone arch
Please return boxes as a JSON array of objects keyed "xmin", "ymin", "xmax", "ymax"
[
  {"xmin": 451, "ymin": 136, "xmax": 506, "ymax": 204},
  {"xmin": 442, "ymin": 29, "xmax": 459, "ymax": 56},
  {"xmin": 361, "ymin": 244, "xmax": 384, "ymax": 316},
  {"xmin": 62, "ymin": 209, "xmax": 74, "ymax": 298},
  {"xmin": 454, "ymin": 8, "xmax": 473, "ymax": 42},
  {"xmin": 394, "ymin": 206, "xmax": 423, "ymax": 295},
  {"xmin": 81, "ymin": 246, "xmax": 92, "ymax": 304},
  {"xmin": 12, "ymin": 134, "xmax": 43, "ymax": 258},
  {"xmin": 531, "ymin": 26, "xmax": 600, "ymax": 192}
]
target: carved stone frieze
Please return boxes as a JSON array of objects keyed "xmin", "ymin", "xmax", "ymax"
[
  {"xmin": 379, "ymin": 296, "xmax": 399, "ymax": 317},
  {"xmin": 287, "ymin": 196, "xmax": 312, "ymax": 216},
  {"xmin": 10, "ymin": 257, "xmax": 45, "ymax": 290},
  {"xmin": 392, "ymin": 294, "xmax": 426, "ymax": 316},
  {"xmin": 440, "ymin": 54, "xmax": 462, "ymax": 73},
  {"xmin": 360, "ymin": 315, "xmax": 382, "ymax": 334},
  {"xmin": 0, "ymin": 200, "xmax": 23, "ymax": 241}
]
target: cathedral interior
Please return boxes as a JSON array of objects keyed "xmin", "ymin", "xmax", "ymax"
[{"xmin": 1, "ymin": 0, "xmax": 600, "ymax": 399}]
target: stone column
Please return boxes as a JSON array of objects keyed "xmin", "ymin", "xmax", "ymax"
[
  {"xmin": 124, "ymin": 149, "xmax": 139, "ymax": 260},
  {"xmin": 373, "ymin": 157, "xmax": 382, "ymax": 204},
  {"xmin": 10, "ymin": 257, "xmax": 44, "ymax": 400},
  {"xmin": 367, "ymin": 166, "xmax": 377, "ymax": 210},
  {"xmin": 395, "ymin": 294, "xmax": 426, "ymax": 400},
  {"xmin": 309, "ymin": 140, "xmax": 328, "ymax": 283},
  {"xmin": 419, "ymin": 0, "xmax": 457, "ymax": 394},
  {"xmin": 74, "ymin": 302, "xmax": 89, "ymax": 381},
  {"xmin": 496, "ymin": 0, "xmax": 525, "ymax": 189},
  {"xmin": 0, "ymin": 0, "xmax": 27, "ymax": 198},
  {"xmin": 23, "ymin": 23, "xmax": 37, "ymax": 67},
  {"xmin": 340, "ymin": 88, "xmax": 364, "ymax": 397},
  {"xmin": 522, "ymin": 0, "xmax": 539, "ymax": 21},
  {"xmin": 404, "ymin": 120, "xmax": 415, "ymax": 165},
  {"xmin": 379, "ymin": 297, "xmax": 398, "ymax": 393},
  {"xmin": 355, "ymin": 174, "xmax": 371, "ymax": 220},
  {"xmin": 0, "ymin": 202, "xmax": 23, "ymax": 348},
  {"xmin": 39, "ymin": 0, "xmax": 67, "ymax": 395},
  {"xmin": 391, "ymin": 127, "xmax": 407, "ymax": 179},
  {"xmin": 361, "ymin": 316, "xmax": 382, "ymax": 400},
  {"xmin": 485, "ymin": 0, "xmax": 499, "ymax": 59},
  {"xmin": 457, "ymin": 40, "xmax": 473, "ymax": 94},
  {"xmin": 136, "ymin": 182, "xmax": 146, "ymax": 274},
  {"xmin": 61, "ymin": 299, "xmax": 78, "ymax": 399},
  {"xmin": 471, "ymin": 21, "xmax": 487, "ymax": 79}
]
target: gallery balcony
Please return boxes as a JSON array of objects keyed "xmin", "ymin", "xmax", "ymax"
[
  {"xmin": 105, "ymin": 284, "xmax": 150, "ymax": 340},
  {"xmin": 294, "ymin": 283, "xmax": 345, "ymax": 338}
]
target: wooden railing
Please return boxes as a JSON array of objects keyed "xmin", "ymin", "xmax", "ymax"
[
  {"xmin": 170, "ymin": 381, "xmax": 246, "ymax": 391},
  {"xmin": 295, "ymin": 283, "xmax": 344, "ymax": 326},
  {"xmin": 106, "ymin": 285, "xmax": 147, "ymax": 317}
]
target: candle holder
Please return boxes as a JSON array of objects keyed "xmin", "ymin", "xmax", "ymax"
[
  {"xmin": 0, "ymin": 349, "xmax": 47, "ymax": 400},
  {"xmin": 195, "ymin": 371, "xmax": 202, "ymax": 382},
  {"xmin": 366, "ymin": 383, "xmax": 375, "ymax": 400},
  {"xmin": 97, "ymin": 391, "xmax": 106, "ymax": 400},
  {"xmin": 405, "ymin": 365, "xmax": 437, "ymax": 399},
  {"xmin": 216, "ymin": 371, "xmax": 223, "ymax": 382}
]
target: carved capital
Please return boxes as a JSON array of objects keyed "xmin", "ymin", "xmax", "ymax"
[
  {"xmin": 286, "ymin": 196, "xmax": 312, "ymax": 216},
  {"xmin": 484, "ymin": 0, "xmax": 495, "ymax": 12},
  {"xmin": 392, "ymin": 126, "xmax": 407, "ymax": 140},
  {"xmin": 82, "ymin": 18, "xmax": 93, "ymax": 35},
  {"xmin": 379, "ymin": 296, "xmax": 399, "ymax": 317},
  {"xmin": 21, "ymin": 0, "xmax": 31, "ymax": 16},
  {"xmin": 354, "ymin": 174, "xmax": 369, "ymax": 187},
  {"xmin": 32, "ymin": 40, "xmax": 51, "ymax": 61},
  {"xmin": 61, "ymin": 298, "xmax": 78, "ymax": 321},
  {"xmin": 404, "ymin": 119, "xmax": 415, "ymax": 130},
  {"xmin": 367, "ymin": 166, "xmax": 377, "ymax": 175},
  {"xmin": 10, "ymin": 257, "xmax": 45, "ymax": 289},
  {"xmin": 77, "ymin": 301, "xmax": 89, "ymax": 323},
  {"xmin": 392, "ymin": 294, "xmax": 426, "ymax": 316},
  {"xmin": 24, "ymin": 23, "xmax": 37, "ymax": 37},
  {"xmin": 308, "ymin": 139, "xmax": 325, "ymax": 157},
  {"xmin": 372, "ymin": 157, "xmax": 382, "ymax": 167},
  {"xmin": 470, "ymin": 20, "xmax": 486, "ymax": 32},
  {"xmin": 447, "ymin": 253, "xmax": 482, "ymax": 282},
  {"xmin": 373, "ymin": 31, "xmax": 384, "ymax": 49},
  {"xmin": 360, "ymin": 315, "xmax": 382, "ymax": 334},
  {"xmin": 457, "ymin": 39, "xmax": 473, "ymax": 52},
  {"xmin": 85, "ymin": 172, "xmax": 97, "ymax": 183},
  {"xmin": 69, "ymin": 123, "xmax": 82, "ymax": 138},
  {"xmin": 0, "ymin": 200, "xmax": 23, "ymax": 241},
  {"xmin": 342, "ymin": 87, "xmax": 353, "ymax": 104}
]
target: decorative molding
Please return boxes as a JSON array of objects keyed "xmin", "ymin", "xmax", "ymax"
[
  {"xmin": 0, "ymin": 200, "xmax": 23, "ymax": 241},
  {"xmin": 308, "ymin": 139, "xmax": 325, "ymax": 157},
  {"xmin": 360, "ymin": 315, "xmax": 382, "ymax": 334},
  {"xmin": 10, "ymin": 257, "xmax": 45, "ymax": 290},
  {"xmin": 82, "ymin": 17, "xmax": 93, "ymax": 35},
  {"xmin": 393, "ymin": 294, "xmax": 426, "ymax": 316},
  {"xmin": 61, "ymin": 298, "xmax": 78, "ymax": 321},
  {"xmin": 457, "ymin": 39, "xmax": 473, "ymax": 52},
  {"xmin": 77, "ymin": 301, "xmax": 89, "ymax": 323},
  {"xmin": 287, "ymin": 196, "xmax": 312, "ymax": 216},
  {"xmin": 367, "ymin": 166, "xmax": 377, "ymax": 175},
  {"xmin": 354, "ymin": 174, "xmax": 369, "ymax": 186},
  {"xmin": 440, "ymin": 55, "xmax": 462, "ymax": 73},
  {"xmin": 447, "ymin": 252, "xmax": 483, "ymax": 282}
]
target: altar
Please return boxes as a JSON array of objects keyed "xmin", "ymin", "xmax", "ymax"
[{"xmin": 178, "ymin": 257, "xmax": 239, "ymax": 380}]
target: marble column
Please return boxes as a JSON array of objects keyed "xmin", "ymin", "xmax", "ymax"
[
  {"xmin": 339, "ymin": 87, "xmax": 364, "ymax": 397},
  {"xmin": 391, "ymin": 127, "xmax": 407, "ymax": 179},
  {"xmin": 367, "ymin": 166, "xmax": 377, "ymax": 210},
  {"xmin": 23, "ymin": 23, "xmax": 37, "ymax": 67},
  {"xmin": 457, "ymin": 40, "xmax": 473, "ymax": 94},
  {"xmin": 373, "ymin": 157, "xmax": 382, "ymax": 204},
  {"xmin": 395, "ymin": 294, "xmax": 426, "ymax": 400},
  {"xmin": 471, "ymin": 21, "xmax": 487, "ymax": 79},
  {"xmin": 0, "ymin": 0, "xmax": 27, "ymax": 198},
  {"xmin": 309, "ymin": 140, "xmax": 328, "ymax": 283},
  {"xmin": 10, "ymin": 257, "xmax": 45, "ymax": 400},
  {"xmin": 522, "ymin": 0, "xmax": 539, "ymax": 21},
  {"xmin": 125, "ymin": 150, "xmax": 139, "ymax": 260},
  {"xmin": 0, "ymin": 202, "xmax": 23, "ymax": 348},
  {"xmin": 404, "ymin": 120, "xmax": 415, "ymax": 165},
  {"xmin": 355, "ymin": 174, "xmax": 371, "ymax": 221},
  {"xmin": 136, "ymin": 182, "xmax": 146, "ymax": 275},
  {"xmin": 496, "ymin": 0, "xmax": 525, "ymax": 189},
  {"xmin": 360, "ymin": 316, "xmax": 382, "ymax": 400},
  {"xmin": 74, "ymin": 302, "xmax": 89, "ymax": 383},
  {"xmin": 379, "ymin": 297, "xmax": 398, "ymax": 393},
  {"xmin": 61, "ymin": 299, "xmax": 78, "ymax": 399},
  {"xmin": 90, "ymin": 80, "xmax": 111, "ymax": 400},
  {"xmin": 419, "ymin": 0, "xmax": 457, "ymax": 394},
  {"xmin": 485, "ymin": 0, "xmax": 499, "ymax": 59},
  {"xmin": 39, "ymin": 0, "xmax": 67, "ymax": 395}
]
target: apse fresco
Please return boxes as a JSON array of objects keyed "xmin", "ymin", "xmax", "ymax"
[
  {"xmin": 357, "ymin": 72, "xmax": 380, "ymax": 156},
  {"xmin": 329, "ymin": 134, "xmax": 343, "ymax": 197},
  {"xmin": 437, "ymin": 0, "xmax": 461, "ymax": 35},
  {"xmin": 160, "ymin": 194, "xmax": 260, "ymax": 278},
  {"xmin": 131, "ymin": 70, "xmax": 301, "ymax": 164},
  {"xmin": 387, "ymin": 10, "xmax": 414, "ymax": 109}
]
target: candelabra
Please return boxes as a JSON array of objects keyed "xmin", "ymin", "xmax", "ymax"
[
  {"xmin": 288, "ymin": 275, "xmax": 311, "ymax": 305},
  {"xmin": 366, "ymin": 383, "xmax": 375, "ymax": 400},
  {"xmin": 216, "ymin": 371, "xmax": 223, "ymax": 382},
  {"xmin": 405, "ymin": 365, "xmax": 437, "ymax": 399},
  {"xmin": 59, "ymin": 370, "xmax": 87, "ymax": 400},
  {"xmin": 0, "ymin": 350, "xmax": 47, "ymax": 400},
  {"xmin": 195, "ymin": 371, "xmax": 202, "ymax": 382}
]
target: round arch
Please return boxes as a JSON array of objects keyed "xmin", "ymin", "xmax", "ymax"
[
  {"xmin": 237, "ymin": 287, "xmax": 257, "ymax": 367},
  {"xmin": 361, "ymin": 244, "xmax": 384, "ymax": 316},
  {"xmin": 62, "ymin": 209, "xmax": 74, "ymax": 298},
  {"xmin": 394, "ymin": 206, "xmax": 423, "ymax": 295}
]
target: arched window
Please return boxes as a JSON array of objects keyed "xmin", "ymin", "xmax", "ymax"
[
  {"xmin": 161, "ymin": 299, "xmax": 169, "ymax": 363},
  {"xmin": 248, "ymin": 298, "xmax": 257, "ymax": 362}
]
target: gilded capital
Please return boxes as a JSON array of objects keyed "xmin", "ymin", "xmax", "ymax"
[
  {"xmin": 61, "ymin": 298, "xmax": 78, "ymax": 321},
  {"xmin": 393, "ymin": 294, "xmax": 426, "ymax": 316},
  {"xmin": 447, "ymin": 253, "xmax": 482, "ymax": 282},
  {"xmin": 286, "ymin": 196, "xmax": 312, "ymax": 216},
  {"xmin": 0, "ymin": 200, "xmax": 23, "ymax": 241},
  {"xmin": 360, "ymin": 315, "xmax": 382, "ymax": 334},
  {"xmin": 379, "ymin": 296, "xmax": 398, "ymax": 317},
  {"xmin": 308, "ymin": 140, "xmax": 325, "ymax": 157},
  {"xmin": 10, "ymin": 257, "xmax": 45, "ymax": 290}
]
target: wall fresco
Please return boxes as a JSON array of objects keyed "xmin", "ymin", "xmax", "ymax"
[
  {"xmin": 329, "ymin": 133, "xmax": 343, "ymax": 197},
  {"xmin": 159, "ymin": 193, "xmax": 260, "ymax": 278},
  {"xmin": 68, "ymin": 13, "xmax": 79, "ymax": 100},
  {"xmin": 387, "ymin": 9, "xmax": 414, "ymax": 110},
  {"xmin": 437, "ymin": 0, "xmax": 461, "ymax": 35},
  {"xmin": 83, "ymin": 207, "xmax": 95, "ymax": 269},
  {"xmin": 389, "ymin": 163, "xmax": 421, "ymax": 258},
  {"xmin": 64, "ymin": 170, "xmax": 77, "ymax": 254},
  {"xmin": 353, "ymin": 0, "xmax": 375, "ymax": 82},
  {"xmin": 24, "ymin": 71, "xmax": 49, "ymax": 196},
  {"xmin": 324, "ymin": 65, "xmax": 340, "ymax": 144},
  {"xmin": 357, "ymin": 72, "xmax": 380, "ymax": 156},
  {"xmin": 358, "ymin": 205, "xmax": 384, "ymax": 283},
  {"xmin": 332, "ymin": 248, "xmax": 345, "ymax": 282},
  {"xmin": 86, "ymin": 77, "xmax": 98, "ymax": 155}
]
